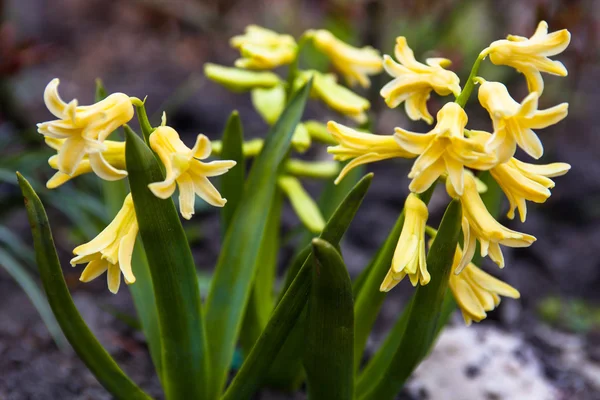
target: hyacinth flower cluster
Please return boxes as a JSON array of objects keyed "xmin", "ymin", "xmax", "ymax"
[
  {"xmin": 204, "ymin": 25, "xmax": 385, "ymax": 234},
  {"xmin": 37, "ymin": 79, "xmax": 236, "ymax": 293},
  {"xmin": 17, "ymin": 19, "xmax": 575, "ymax": 400},
  {"xmin": 328, "ymin": 21, "xmax": 571, "ymax": 324}
]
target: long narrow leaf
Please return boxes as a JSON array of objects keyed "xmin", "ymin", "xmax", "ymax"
[
  {"xmin": 265, "ymin": 173, "xmax": 373, "ymax": 389},
  {"xmin": 204, "ymin": 80, "xmax": 312, "ymax": 397},
  {"xmin": 16, "ymin": 173, "xmax": 151, "ymax": 400},
  {"xmin": 221, "ymin": 246, "xmax": 313, "ymax": 400},
  {"xmin": 353, "ymin": 185, "xmax": 436, "ymax": 371},
  {"xmin": 220, "ymin": 111, "xmax": 245, "ymax": 235},
  {"xmin": 125, "ymin": 129, "xmax": 209, "ymax": 399},
  {"xmin": 240, "ymin": 190, "xmax": 282, "ymax": 356},
  {"xmin": 304, "ymin": 238, "xmax": 354, "ymax": 400},
  {"xmin": 359, "ymin": 200, "xmax": 462, "ymax": 400}
]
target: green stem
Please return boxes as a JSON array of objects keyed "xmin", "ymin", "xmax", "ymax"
[
  {"xmin": 454, "ymin": 53, "xmax": 485, "ymax": 108},
  {"xmin": 131, "ymin": 98, "xmax": 155, "ymax": 144},
  {"xmin": 286, "ymin": 34, "xmax": 310, "ymax": 102}
]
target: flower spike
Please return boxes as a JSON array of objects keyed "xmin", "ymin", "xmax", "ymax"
[
  {"xmin": 71, "ymin": 194, "xmax": 138, "ymax": 294},
  {"xmin": 148, "ymin": 125, "xmax": 236, "ymax": 219},
  {"xmin": 381, "ymin": 37, "xmax": 461, "ymax": 124},
  {"xmin": 483, "ymin": 21, "xmax": 571, "ymax": 95},
  {"xmin": 37, "ymin": 79, "xmax": 133, "ymax": 179}
]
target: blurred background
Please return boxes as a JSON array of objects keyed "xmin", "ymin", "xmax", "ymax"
[{"xmin": 1, "ymin": 0, "xmax": 599, "ymax": 398}]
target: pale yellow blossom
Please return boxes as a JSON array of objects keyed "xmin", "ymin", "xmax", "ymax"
[
  {"xmin": 447, "ymin": 172, "xmax": 536, "ymax": 272},
  {"xmin": 37, "ymin": 79, "xmax": 132, "ymax": 179},
  {"xmin": 310, "ymin": 29, "xmax": 382, "ymax": 88},
  {"xmin": 478, "ymin": 79, "xmax": 568, "ymax": 163},
  {"xmin": 327, "ymin": 121, "xmax": 416, "ymax": 184},
  {"xmin": 44, "ymin": 138, "xmax": 126, "ymax": 189},
  {"xmin": 380, "ymin": 193, "xmax": 430, "ymax": 291},
  {"xmin": 394, "ymin": 102, "xmax": 495, "ymax": 196},
  {"xmin": 483, "ymin": 21, "xmax": 570, "ymax": 94},
  {"xmin": 148, "ymin": 122, "xmax": 236, "ymax": 220},
  {"xmin": 381, "ymin": 37, "xmax": 461, "ymax": 123},
  {"xmin": 70, "ymin": 194, "xmax": 137, "ymax": 294},
  {"xmin": 230, "ymin": 25, "xmax": 297, "ymax": 70},
  {"xmin": 449, "ymin": 245, "xmax": 520, "ymax": 325}
]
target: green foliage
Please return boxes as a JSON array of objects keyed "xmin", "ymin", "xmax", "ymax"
[
  {"xmin": 204, "ymin": 80, "xmax": 312, "ymax": 397},
  {"xmin": 305, "ymin": 238, "xmax": 354, "ymax": 400},
  {"xmin": 17, "ymin": 173, "xmax": 151, "ymax": 400},
  {"xmin": 126, "ymin": 128, "xmax": 209, "ymax": 399}
]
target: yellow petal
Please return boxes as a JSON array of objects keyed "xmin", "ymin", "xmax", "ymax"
[
  {"xmin": 79, "ymin": 259, "xmax": 108, "ymax": 282},
  {"xmin": 177, "ymin": 173, "xmax": 196, "ymax": 220},
  {"xmin": 107, "ymin": 263, "xmax": 121, "ymax": 294}
]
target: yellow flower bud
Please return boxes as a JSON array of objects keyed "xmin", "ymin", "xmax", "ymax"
[
  {"xmin": 381, "ymin": 37, "xmax": 461, "ymax": 124},
  {"xmin": 205, "ymin": 63, "xmax": 281, "ymax": 92},
  {"xmin": 70, "ymin": 194, "xmax": 138, "ymax": 294},
  {"xmin": 483, "ymin": 21, "xmax": 570, "ymax": 95},
  {"xmin": 310, "ymin": 29, "xmax": 382, "ymax": 88},
  {"xmin": 230, "ymin": 25, "xmax": 297, "ymax": 69}
]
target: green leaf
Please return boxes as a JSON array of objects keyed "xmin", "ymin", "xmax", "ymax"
[
  {"xmin": 219, "ymin": 111, "xmax": 245, "ymax": 235},
  {"xmin": 125, "ymin": 128, "xmax": 209, "ymax": 399},
  {"xmin": 204, "ymin": 80, "xmax": 312, "ymax": 397},
  {"xmin": 0, "ymin": 248, "xmax": 66, "ymax": 349},
  {"xmin": 304, "ymin": 238, "xmax": 354, "ymax": 400},
  {"xmin": 265, "ymin": 173, "xmax": 373, "ymax": 390},
  {"xmin": 221, "ymin": 244, "xmax": 313, "ymax": 400},
  {"xmin": 352, "ymin": 185, "xmax": 436, "ymax": 371},
  {"xmin": 16, "ymin": 173, "xmax": 151, "ymax": 400},
  {"xmin": 240, "ymin": 189, "xmax": 282, "ymax": 356},
  {"xmin": 359, "ymin": 200, "xmax": 462, "ymax": 400}
]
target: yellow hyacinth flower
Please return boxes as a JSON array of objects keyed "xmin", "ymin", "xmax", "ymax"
[
  {"xmin": 310, "ymin": 29, "xmax": 383, "ymax": 88},
  {"xmin": 230, "ymin": 25, "xmax": 297, "ymax": 70},
  {"xmin": 447, "ymin": 173, "xmax": 536, "ymax": 272},
  {"xmin": 491, "ymin": 158, "xmax": 570, "ymax": 222},
  {"xmin": 380, "ymin": 193, "xmax": 430, "ymax": 291},
  {"xmin": 483, "ymin": 21, "xmax": 570, "ymax": 95},
  {"xmin": 37, "ymin": 79, "xmax": 133, "ymax": 179},
  {"xmin": 45, "ymin": 138, "xmax": 126, "ymax": 189},
  {"xmin": 394, "ymin": 102, "xmax": 495, "ymax": 196},
  {"xmin": 327, "ymin": 121, "xmax": 416, "ymax": 184},
  {"xmin": 478, "ymin": 79, "xmax": 568, "ymax": 163},
  {"xmin": 449, "ymin": 245, "xmax": 520, "ymax": 326},
  {"xmin": 70, "ymin": 194, "xmax": 138, "ymax": 294},
  {"xmin": 148, "ymin": 121, "xmax": 236, "ymax": 220},
  {"xmin": 381, "ymin": 37, "xmax": 461, "ymax": 124}
]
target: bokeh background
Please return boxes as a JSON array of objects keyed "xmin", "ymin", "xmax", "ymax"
[{"xmin": 1, "ymin": 0, "xmax": 599, "ymax": 398}]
